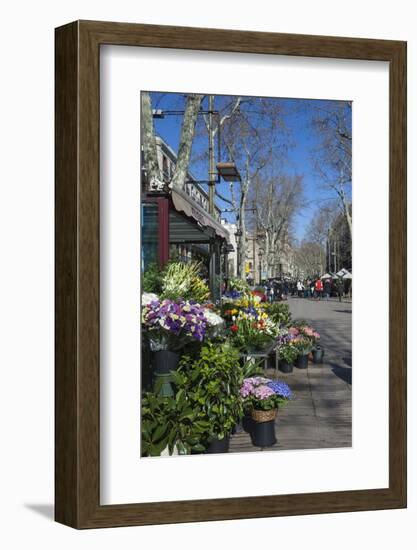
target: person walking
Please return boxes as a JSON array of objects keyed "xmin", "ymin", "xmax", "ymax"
[
  {"xmin": 324, "ymin": 278, "xmax": 331, "ymax": 300},
  {"xmin": 296, "ymin": 280, "xmax": 304, "ymax": 298},
  {"xmin": 315, "ymin": 278, "xmax": 323, "ymax": 300},
  {"xmin": 336, "ymin": 278, "xmax": 344, "ymax": 302}
]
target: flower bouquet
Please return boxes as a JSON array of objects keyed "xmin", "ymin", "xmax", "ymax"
[
  {"xmin": 298, "ymin": 325, "xmax": 320, "ymax": 346},
  {"xmin": 142, "ymin": 298, "xmax": 212, "ymax": 388},
  {"xmin": 142, "ymin": 298, "xmax": 209, "ymax": 351}
]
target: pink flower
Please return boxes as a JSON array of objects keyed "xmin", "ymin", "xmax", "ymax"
[{"xmin": 253, "ymin": 385, "xmax": 275, "ymax": 400}]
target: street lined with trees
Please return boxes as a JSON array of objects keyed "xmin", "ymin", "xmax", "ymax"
[{"xmin": 140, "ymin": 91, "xmax": 352, "ymax": 457}]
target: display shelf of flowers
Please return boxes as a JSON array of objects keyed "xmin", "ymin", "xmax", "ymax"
[
  {"xmin": 276, "ymin": 324, "xmax": 322, "ymax": 373},
  {"xmin": 140, "ymin": 265, "xmax": 295, "ymax": 456}
]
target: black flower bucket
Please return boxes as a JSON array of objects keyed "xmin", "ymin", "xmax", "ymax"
[
  {"xmin": 206, "ymin": 436, "xmax": 230, "ymax": 454},
  {"xmin": 312, "ymin": 347, "xmax": 325, "ymax": 364},
  {"xmin": 296, "ymin": 354, "xmax": 309, "ymax": 369},
  {"xmin": 152, "ymin": 350, "xmax": 180, "ymax": 374},
  {"xmin": 279, "ymin": 359, "xmax": 293, "ymax": 373}
]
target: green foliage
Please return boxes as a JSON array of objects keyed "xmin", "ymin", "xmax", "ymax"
[
  {"xmin": 240, "ymin": 357, "xmax": 264, "ymax": 378},
  {"xmin": 142, "ymin": 263, "xmax": 164, "ymax": 294},
  {"xmin": 292, "ymin": 337, "xmax": 314, "ymax": 355},
  {"xmin": 228, "ymin": 278, "xmax": 250, "ymax": 293},
  {"xmin": 141, "ymin": 390, "xmax": 208, "ymax": 456},
  {"xmin": 264, "ymin": 303, "xmax": 292, "ymax": 327},
  {"xmin": 279, "ymin": 344, "xmax": 299, "ymax": 364},
  {"xmin": 291, "ymin": 319, "xmax": 309, "ymax": 328},
  {"xmin": 250, "ymin": 393, "xmax": 283, "ymax": 412},
  {"xmin": 161, "ymin": 261, "xmax": 210, "ymax": 303},
  {"xmin": 233, "ymin": 326, "xmax": 274, "ymax": 353},
  {"xmin": 174, "ymin": 342, "xmax": 243, "ymax": 442},
  {"xmin": 142, "ymin": 260, "xmax": 211, "ymax": 303}
]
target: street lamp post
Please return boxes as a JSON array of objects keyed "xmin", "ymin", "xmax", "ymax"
[{"xmin": 258, "ymin": 247, "xmax": 264, "ymax": 284}]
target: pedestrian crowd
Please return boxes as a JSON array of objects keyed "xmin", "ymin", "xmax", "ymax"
[{"xmin": 258, "ymin": 276, "xmax": 351, "ymax": 303}]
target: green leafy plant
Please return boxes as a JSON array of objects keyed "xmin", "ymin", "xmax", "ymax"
[
  {"xmin": 173, "ymin": 342, "xmax": 243, "ymax": 443},
  {"xmin": 161, "ymin": 261, "xmax": 210, "ymax": 303},
  {"xmin": 141, "ymin": 389, "xmax": 209, "ymax": 456},
  {"xmin": 142, "ymin": 263, "xmax": 164, "ymax": 294},
  {"xmin": 292, "ymin": 337, "xmax": 314, "ymax": 355},
  {"xmin": 264, "ymin": 303, "xmax": 292, "ymax": 327},
  {"xmin": 228, "ymin": 278, "xmax": 250, "ymax": 293},
  {"xmin": 279, "ymin": 344, "xmax": 299, "ymax": 364},
  {"xmin": 142, "ymin": 261, "xmax": 211, "ymax": 303},
  {"xmin": 240, "ymin": 356, "xmax": 264, "ymax": 378}
]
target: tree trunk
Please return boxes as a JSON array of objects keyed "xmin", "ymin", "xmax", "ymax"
[
  {"xmin": 141, "ymin": 92, "xmax": 163, "ymax": 191},
  {"xmin": 343, "ymin": 198, "xmax": 353, "ymax": 242},
  {"xmin": 171, "ymin": 94, "xmax": 204, "ymax": 189},
  {"xmin": 239, "ymin": 195, "xmax": 247, "ymax": 280}
]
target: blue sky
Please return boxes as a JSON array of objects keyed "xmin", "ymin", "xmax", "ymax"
[{"xmin": 149, "ymin": 92, "xmax": 351, "ymax": 241}]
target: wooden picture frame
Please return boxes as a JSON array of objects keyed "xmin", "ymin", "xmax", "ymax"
[{"xmin": 55, "ymin": 20, "xmax": 407, "ymax": 528}]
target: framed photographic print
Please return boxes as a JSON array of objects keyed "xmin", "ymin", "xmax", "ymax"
[{"xmin": 55, "ymin": 20, "xmax": 406, "ymax": 528}]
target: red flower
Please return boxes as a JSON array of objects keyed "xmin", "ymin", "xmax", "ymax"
[{"xmin": 231, "ymin": 324, "xmax": 239, "ymax": 333}]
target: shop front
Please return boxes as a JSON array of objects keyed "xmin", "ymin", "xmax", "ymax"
[{"xmin": 142, "ymin": 187, "xmax": 230, "ymax": 301}]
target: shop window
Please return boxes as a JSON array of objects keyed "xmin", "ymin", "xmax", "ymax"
[{"xmin": 141, "ymin": 203, "xmax": 158, "ymax": 271}]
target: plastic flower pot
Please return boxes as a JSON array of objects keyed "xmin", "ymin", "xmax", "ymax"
[
  {"xmin": 296, "ymin": 354, "xmax": 309, "ymax": 369},
  {"xmin": 153, "ymin": 350, "xmax": 180, "ymax": 374},
  {"xmin": 250, "ymin": 409, "xmax": 277, "ymax": 447},
  {"xmin": 206, "ymin": 435, "xmax": 230, "ymax": 454},
  {"xmin": 312, "ymin": 347, "xmax": 325, "ymax": 364},
  {"xmin": 153, "ymin": 372, "xmax": 175, "ymax": 397},
  {"xmin": 242, "ymin": 413, "xmax": 254, "ymax": 434},
  {"xmin": 279, "ymin": 359, "xmax": 293, "ymax": 373}
]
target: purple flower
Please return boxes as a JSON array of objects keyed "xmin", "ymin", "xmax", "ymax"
[{"xmin": 267, "ymin": 380, "xmax": 292, "ymax": 400}]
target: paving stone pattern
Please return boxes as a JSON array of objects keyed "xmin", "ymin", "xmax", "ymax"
[{"xmin": 229, "ymin": 297, "xmax": 352, "ymax": 453}]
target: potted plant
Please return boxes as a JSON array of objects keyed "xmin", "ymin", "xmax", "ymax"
[
  {"xmin": 141, "ymin": 391, "xmax": 209, "ymax": 456},
  {"xmin": 264, "ymin": 302, "xmax": 292, "ymax": 327},
  {"xmin": 160, "ymin": 260, "xmax": 210, "ymax": 303},
  {"xmin": 306, "ymin": 329, "xmax": 324, "ymax": 363},
  {"xmin": 293, "ymin": 337, "xmax": 313, "ymax": 369},
  {"xmin": 292, "ymin": 324, "xmax": 322, "ymax": 364},
  {"xmin": 172, "ymin": 342, "xmax": 243, "ymax": 453},
  {"xmin": 240, "ymin": 377, "xmax": 292, "ymax": 447},
  {"xmin": 286, "ymin": 327, "xmax": 314, "ymax": 369},
  {"xmin": 228, "ymin": 308, "xmax": 280, "ymax": 353},
  {"xmin": 278, "ymin": 342, "xmax": 299, "ymax": 373}
]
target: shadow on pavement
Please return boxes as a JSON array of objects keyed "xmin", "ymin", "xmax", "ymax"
[{"xmin": 329, "ymin": 363, "xmax": 352, "ymax": 385}]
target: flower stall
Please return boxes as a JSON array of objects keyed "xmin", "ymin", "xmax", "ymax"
[{"xmin": 140, "ymin": 262, "xmax": 302, "ymax": 457}]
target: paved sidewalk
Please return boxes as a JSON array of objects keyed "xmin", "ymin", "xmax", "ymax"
[{"xmin": 229, "ymin": 297, "xmax": 352, "ymax": 453}]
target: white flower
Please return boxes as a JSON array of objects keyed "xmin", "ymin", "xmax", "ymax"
[
  {"xmin": 142, "ymin": 292, "xmax": 158, "ymax": 306},
  {"xmin": 203, "ymin": 309, "xmax": 224, "ymax": 327}
]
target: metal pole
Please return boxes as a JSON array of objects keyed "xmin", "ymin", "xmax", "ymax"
[
  {"xmin": 208, "ymin": 95, "xmax": 215, "ymax": 216},
  {"xmin": 253, "ymin": 201, "xmax": 257, "ymax": 283}
]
